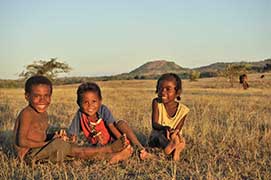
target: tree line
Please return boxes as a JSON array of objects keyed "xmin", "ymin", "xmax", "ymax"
[{"xmin": 0, "ymin": 58, "xmax": 270, "ymax": 88}]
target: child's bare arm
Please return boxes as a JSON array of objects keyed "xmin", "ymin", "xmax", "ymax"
[
  {"xmin": 108, "ymin": 123, "xmax": 122, "ymax": 139},
  {"xmin": 174, "ymin": 115, "xmax": 187, "ymax": 132},
  {"xmin": 151, "ymin": 99, "xmax": 171, "ymax": 131}
]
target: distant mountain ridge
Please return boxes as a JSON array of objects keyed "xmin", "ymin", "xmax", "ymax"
[
  {"xmin": 46, "ymin": 58, "xmax": 271, "ymax": 81},
  {"xmin": 195, "ymin": 59, "xmax": 271, "ymax": 71},
  {"xmin": 121, "ymin": 58, "xmax": 271, "ymax": 79},
  {"xmin": 129, "ymin": 60, "xmax": 188, "ymax": 75}
]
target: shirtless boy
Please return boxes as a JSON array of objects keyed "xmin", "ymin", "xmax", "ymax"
[{"xmin": 13, "ymin": 75, "xmax": 132, "ymax": 165}]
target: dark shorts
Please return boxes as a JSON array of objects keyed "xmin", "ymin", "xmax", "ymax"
[
  {"xmin": 25, "ymin": 138, "xmax": 73, "ymax": 163},
  {"xmin": 148, "ymin": 130, "xmax": 170, "ymax": 149},
  {"xmin": 149, "ymin": 130, "xmax": 185, "ymax": 149}
]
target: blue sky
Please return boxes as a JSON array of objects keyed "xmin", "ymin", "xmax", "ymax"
[{"xmin": 0, "ymin": 0, "xmax": 270, "ymax": 79}]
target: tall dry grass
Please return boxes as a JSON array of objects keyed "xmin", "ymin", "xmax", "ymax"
[{"xmin": 0, "ymin": 73, "xmax": 271, "ymax": 179}]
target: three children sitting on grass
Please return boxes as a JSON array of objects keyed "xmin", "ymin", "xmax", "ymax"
[{"xmin": 13, "ymin": 73, "xmax": 189, "ymax": 165}]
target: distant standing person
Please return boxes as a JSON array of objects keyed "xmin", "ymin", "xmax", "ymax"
[
  {"xmin": 149, "ymin": 73, "xmax": 189, "ymax": 161},
  {"xmin": 13, "ymin": 75, "xmax": 131, "ymax": 166},
  {"xmin": 239, "ymin": 74, "xmax": 249, "ymax": 90}
]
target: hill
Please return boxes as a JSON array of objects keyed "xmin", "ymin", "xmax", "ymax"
[
  {"xmin": 129, "ymin": 60, "xmax": 188, "ymax": 76},
  {"xmin": 113, "ymin": 60, "xmax": 190, "ymax": 80},
  {"xmin": 194, "ymin": 58, "xmax": 271, "ymax": 77},
  {"xmin": 117, "ymin": 58, "xmax": 271, "ymax": 79}
]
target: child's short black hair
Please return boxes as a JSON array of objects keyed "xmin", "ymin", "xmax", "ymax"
[
  {"xmin": 77, "ymin": 82, "xmax": 102, "ymax": 106},
  {"xmin": 25, "ymin": 75, "xmax": 53, "ymax": 94},
  {"xmin": 156, "ymin": 73, "xmax": 182, "ymax": 100}
]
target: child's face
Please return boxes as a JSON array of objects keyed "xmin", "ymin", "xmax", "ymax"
[
  {"xmin": 81, "ymin": 91, "xmax": 101, "ymax": 117},
  {"xmin": 158, "ymin": 80, "xmax": 179, "ymax": 104},
  {"xmin": 25, "ymin": 84, "xmax": 52, "ymax": 113}
]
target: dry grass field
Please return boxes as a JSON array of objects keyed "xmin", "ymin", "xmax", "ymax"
[{"xmin": 0, "ymin": 73, "xmax": 271, "ymax": 179}]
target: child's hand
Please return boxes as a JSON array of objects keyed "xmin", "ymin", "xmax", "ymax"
[
  {"xmin": 121, "ymin": 134, "xmax": 130, "ymax": 146},
  {"xmin": 166, "ymin": 129, "xmax": 170, "ymax": 140},
  {"xmin": 54, "ymin": 129, "xmax": 69, "ymax": 141},
  {"xmin": 165, "ymin": 126, "xmax": 171, "ymax": 140},
  {"xmin": 95, "ymin": 132, "xmax": 105, "ymax": 145},
  {"xmin": 169, "ymin": 129, "xmax": 175, "ymax": 134},
  {"xmin": 70, "ymin": 135, "xmax": 77, "ymax": 143},
  {"xmin": 170, "ymin": 129, "xmax": 179, "ymax": 139},
  {"xmin": 125, "ymin": 137, "xmax": 130, "ymax": 145},
  {"xmin": 53, "ymin": 130, "xmax": 61, "ymax": 139}
]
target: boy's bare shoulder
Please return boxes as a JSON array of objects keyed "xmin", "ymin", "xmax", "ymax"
[
  {"xmin": 20, "ymin": 106, "xmax": 34, "ymax": 116},
  {"xmin": 19, "ymin": 106, "xmax": 43, "ymax": 122}
]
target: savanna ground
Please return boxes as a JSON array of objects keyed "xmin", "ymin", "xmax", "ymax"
[{"xmin": 0, "ymin": 73, "xmax": 271, "ymax": 179}]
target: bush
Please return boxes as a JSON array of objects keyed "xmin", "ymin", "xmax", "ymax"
[{"xmin": 189, "ymin": 70, "xmax": 201, "ymax": 81}]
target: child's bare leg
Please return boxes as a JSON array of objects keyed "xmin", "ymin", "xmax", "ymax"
[
  {"xmin": 109, "ymin": 145, "xmax": 133, "ymax": 164},
  {"xmin": 173, "ymin": 137, "xmax": 185, "ymax": 161},
  {"xmin": 70, "ymin": 146, "xmax": 109, "ymax": 159},
  {"xmin": 116, "ymin": 120, "xmax": 154, "ymax": 160},
  {"xmin": 164, "ymin": 138, "xmax": 176, "ymax": 155},
  {"xmin": 70, "ymin": 137, "xmax": 127, "ymax": 159},
  {"xmin": 16, "ymin": 147, "xmax": 29, "ymax": 162},
  {"xmin": 111, "ymin": 134, "xmax": 129, "ymax": 152},
  {"xmin": 116, "ymin": 120, "xmax": 144, "ymax": 149},
  {"xmin": 164, "ymin": 133, "xmax": 179, "ymax": 155},
  {"xmin": 139, "ymin": 149, "xmax": 157, "ymax": 160}
]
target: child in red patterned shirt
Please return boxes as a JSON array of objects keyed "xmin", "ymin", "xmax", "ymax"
[{"xmin": 68, "ymin": 82, "xmax": 155, "ymax": 160}]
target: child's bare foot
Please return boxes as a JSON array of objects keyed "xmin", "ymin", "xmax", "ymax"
[
  {"xmin": 109, "ymin": 145, "xmax": 133, "ymax": 164},
  {"xmin": 164, "ymin": 132, "xmax": 181, "ymax": 155},
  {"xmin": 173, "ymin": 150, "xmax": 180, "ymax": 161},
  {"xmin": 173, "ymin": 142, "xmax": 185, "ymax": 161},
  {"xmin": 110, "ymin": 134, "xmax": 128, "ymax": 153},
  {"xmin": 172, "ymin": 137, "xmax": 185, "ymax": 161},
  {"xmin": 139, "ymin": 149, "xmax": 157, "ymax": 160},
  {"xmin": 164, "ymin": 139, "xmax": 177, "ymax": 155}
]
